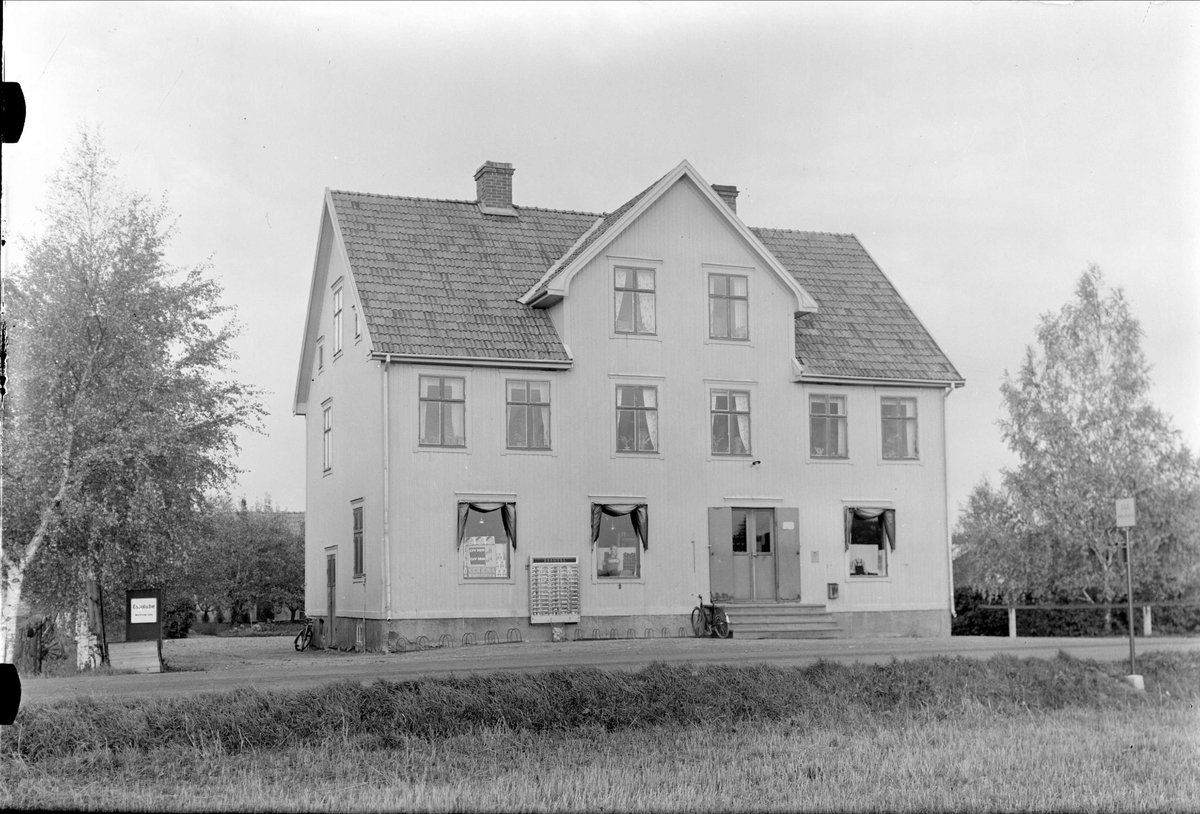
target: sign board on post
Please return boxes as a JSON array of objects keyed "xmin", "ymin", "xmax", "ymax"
[
  {"xmin": 125, "ymin": 588, "xmax": 163, "ymax": 642},
  {"xmin": 1116, "ymin": 498, "xmax": 1136, "ymax": 528}
]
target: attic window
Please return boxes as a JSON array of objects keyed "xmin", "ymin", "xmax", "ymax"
[{"xmin": 333, "ymin": 288, "xmax": 344, "ymax": 356}]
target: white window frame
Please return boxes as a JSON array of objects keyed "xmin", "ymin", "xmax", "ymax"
[
  {"xmin": 414, "ymin": 368, "xmax": 471, "ymax": 453},
  {"xmin": 879, "ymin": 393, "xmax": 920, "ymax": 463},
  {"xmin": 809, "ymin": 393, "xmax": 849, "ymax": 460},
  {"xmin": 351, "ymin": 500, "xmax": 365, "ymax": 579},
  {"xmin": 322, "ymin": 401, "xmax": 332, "ymax": 473},
  {"xmin": 505, "ymin": 379, "xmax": 552, "ymax": 451},
  {"xmin": 612, "ymin": 377, "xmax": 663, "ymax": 457},
  {"xmin": 332, "ymin": 286, "xmax": 344, "ymax": 357},
  {"xmin": 608, "ymin": 256, "xmax": 663, "ymax": 342},
  {"xmin": 844, "ymin": 502, "xmax": 895, "ymax": 581},
  {"xmin": 589, "ymin": 495, "xmax": 648, "ymax": 585},
  {"xmin": 456, "ymin": 492, "xmax": 518, "ymax": 585}
]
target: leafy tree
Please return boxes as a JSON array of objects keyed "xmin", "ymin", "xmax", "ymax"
[
  {"xmin": 955, "ymin": 266, "xmax": 1200, "ymax": 627},
  {"xmin": 0, "ymin": 128, "xmax": 263, "ymax": 663},
  {"xmin": 190, "ymin": 496, "xmax": 304, "ymax": 625}
]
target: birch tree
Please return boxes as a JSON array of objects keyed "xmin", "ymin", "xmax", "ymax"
[
  {"xmin": 1, "ymin": 129, "xmax": 262, "ymax": 663},
  {"xmin": 955, "ymin": 266, "xmax": 1200, "ymax": 626}
]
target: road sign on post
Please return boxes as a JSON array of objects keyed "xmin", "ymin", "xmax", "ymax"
[
  {"xmin": 1116, "ymin": 498, "xmax": 1136, "ymax": 528},
  {"xmin": 1116, "ymin": 498, "xmax": 1140, "ymax": 687}
]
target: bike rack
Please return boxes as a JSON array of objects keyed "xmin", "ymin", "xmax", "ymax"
[
  {"xmin": 439, "ymin": 634, "xmax": 452, "ymax": 649},
  {"xmin": 485, "ymin": 630, "xmax": 499, "ymax": 644},
  {"xmin": 644, "ymin": 628, "xmax": 654, "ymax": 638},
  {"xmin": 678, "ymin": 627, "xmax": 687, "ymax": 638},
  {"xmin": 626, "ymin": 628, "xmax": 636, "ymax": 639},
  {"xmin": 507, "ymin": 628, "xmax": 522, "ymax": 643},
  {"xmin": 416, "ymin": 635, "xmax": 431, "ymax": 650},
  {"xmin": 609, "ymin": 628, "xmax": 619, "ymax": 639},
  {"xmin": 662, "ymin": 627, "xmax": 671, "ymax": 639},
  {"xmin": 591, "ymin": 628, "xmax": 601, "ymax": 640},
  {"xmin": 462, "ymin": 632, "xmax": 476, "ymax": 646}
]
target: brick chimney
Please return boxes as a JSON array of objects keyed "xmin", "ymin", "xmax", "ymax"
[
  {"xmin": 711, "ymin": 184, "xmax": 739, "ymax": 214},
  {"xmin": 475, "ymin": 161, "xmax": 516, "ymax": 215}
]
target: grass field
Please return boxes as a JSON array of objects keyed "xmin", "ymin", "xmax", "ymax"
[{"xmin": 2, "ymin": 651, "xmax": 1198, "ymax": 812}]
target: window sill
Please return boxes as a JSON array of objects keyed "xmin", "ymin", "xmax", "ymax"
[
  {"xmin": 612, "ymin": 451, "xmax": 664, "ymax": 460},
  {"xmin": 503, "ymin": 448, "xmax": 555, "ymax": 457},
  {"xmin": 591, "ymin": 577, "xmax": 646, "ymax": 586},
  {"xmin": 322, "ymin": 468, "xmax": 332, "ymax": 477},
  {"xmin": 353, "ymin": 575, "xmax": 365, "ymax": 584},
  {"xmin": 879, "ymin": 457, "xmax": 922, "ymax": 466},
  {"xmin": 458, "ymin": 578, "xmax": 516, "ymax": 586},
  {"xmin": 705, "ymin": 337, "xmax": 754, "ymax": 348},
  {"xmin": 610, "ymin": 333, "xmax": 662, "ymax": 344},
  {"xmin": 415, "ymin": 445, "xmax": 471, "ymax": 455},
  {"xmin": 808, "ymin": 456, "xmax": 852, "ymax": 464}
]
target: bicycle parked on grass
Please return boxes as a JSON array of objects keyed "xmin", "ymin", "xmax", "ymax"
[
  {"xmin": 691, "ymin": 594, "xmax": 731, "ymax": 638},
  {"xmin": 294, "ymin": 617, "xmax": 314, "ymax": 651}
]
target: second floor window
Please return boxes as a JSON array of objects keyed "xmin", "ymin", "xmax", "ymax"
[
  {"xmin": 709, "ymin": 273, "xmax": 748, "ymax": 339},
  {"xmin": 333, "ymin": 288, "xmax": 343, "ymax": 355},
  {"xmin": 507, "ymin": 380, "xmax": 550, "ymax": 450},
  {"xmin": 616, "ymin": 385, "xmax": 658, "ymax": 453},
  {"xmin": 810, "ymin": 394, "xmax": 848, "ymax": 458},
  {"xmin": 881, "ymin": 397, "xmax": 918, "ymax": 460},
  {"xmin": 711, "ymin": 390, "xmax": 751, "ymax": 455},
  {"xmin": 419, "ymin": 375, "xmax": 465, "ymax": 447},
  {"xmin": 322, "ymin": 405, "xmax": 332, "ymax": 471},
  {"xmin": 614, "ymin": 267, "xmax": 656, "ymax": 334}
]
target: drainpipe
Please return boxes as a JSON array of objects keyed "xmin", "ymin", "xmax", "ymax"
[
  {"xmin": 382, "ymin": 354, "xmax": 393, "ymax": 620},
  {"xmin": 942, "ymin": 385, "xmax": 957, "ymax": 621}
]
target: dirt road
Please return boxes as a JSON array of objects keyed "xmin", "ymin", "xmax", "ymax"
[{"xmin": 18, "ymin": 634, "xmax": 1199, "ymax": 706}]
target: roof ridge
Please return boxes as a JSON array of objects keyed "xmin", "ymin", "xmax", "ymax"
[
  {"xmin": 750, "ymin": 225, "xmax": 856, "ymax": 238},
  {"xmin": 329, "ymin": 189, "xmax": 602, "ymax": 217}
]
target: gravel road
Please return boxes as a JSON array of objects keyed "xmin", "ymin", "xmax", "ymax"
[{"xmin": 17, "ymin": 634, "xmax": 1199, "ymax": 706}]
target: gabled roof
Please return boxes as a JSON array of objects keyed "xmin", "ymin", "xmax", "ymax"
[
  {"xmin": 520, "ymin": 160, "xmax": 819, "ymax": 314},
  {"xmin": 755, "ymin": 229, "xmax": 963, "ymax": 383},
  {"xmin": 329, "ymin": 190, "xmax": 597, "ymax": 360},
  {"xmin": 295, "ymin": 162, "xmax": 963, "ymax": 414}
]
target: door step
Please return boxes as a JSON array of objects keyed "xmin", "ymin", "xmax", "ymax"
[{"xmin": 721, "ymin": 603, "xmax": 842, "ymax": 640}]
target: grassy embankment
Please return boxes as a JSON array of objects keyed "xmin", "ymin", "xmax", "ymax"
[{"xmin": 2, "ymin": 651, "xmax": 1198, "ymax": 812}]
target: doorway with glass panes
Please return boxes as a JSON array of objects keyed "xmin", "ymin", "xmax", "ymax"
[{"xmin": 708, "ymin": 506, "xmax": 802, "ymax": 603}]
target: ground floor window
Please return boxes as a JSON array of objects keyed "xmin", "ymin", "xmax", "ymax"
[
  {"xmin": 591, "ymin": 504, "xmax": 647, "ymax": 579},
  {"xmin": 458, "ymin": 502, "xmax": 515, "ymax": 579},
  {"xmin": 844, "ymin": 507, "xmax": 895, "ymax": 577}
]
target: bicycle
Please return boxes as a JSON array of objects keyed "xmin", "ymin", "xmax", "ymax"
[
  {"xmin": 691, "ymin": 594, "xmax": 731, "ymax": 638},
  {"xmin": 294, "ymin": 617, "xmax": 315, "ymax": 651}
]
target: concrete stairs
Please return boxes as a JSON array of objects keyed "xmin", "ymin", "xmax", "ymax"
[{"xmin": 722, "ymin": 602, "xmax": 841, "ymax": 639}]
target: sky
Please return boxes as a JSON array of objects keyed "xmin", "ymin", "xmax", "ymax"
[{"xmin": 3, "ymin": 1, "xmax": 1198, "ymax": 524}]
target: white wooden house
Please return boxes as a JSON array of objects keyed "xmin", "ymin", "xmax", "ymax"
[{"xmin": 294, "ymin": 160, "xmax": 964, "ymax": 650}]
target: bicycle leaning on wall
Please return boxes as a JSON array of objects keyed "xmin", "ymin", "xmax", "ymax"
[
  {"xmin": 691, "ymin": 594, "xmax": 731, "ymax": 638},
  {"xmin": 294, "ymin": 617, "xmax": 315, "ymax": 651}
]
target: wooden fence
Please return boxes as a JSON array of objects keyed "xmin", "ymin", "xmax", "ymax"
[{"xmin": 980, "ymin": 600, "xmax": 1200, "ymax": 638}]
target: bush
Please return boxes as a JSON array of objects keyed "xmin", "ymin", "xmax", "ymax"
[
  {"xmin": 161, "ymin": 597, "xmax": 196, "ymax": 640},
  {"xmin": 951, "ymin": 588, "xmax": 1008, "ymax": 636}
]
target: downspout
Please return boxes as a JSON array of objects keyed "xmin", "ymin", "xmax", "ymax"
[
  {"xmin": 382, "ymin": 354, "xmax": 393, "ymax": 621},
  {"xmin": 942, "ymin": 385, "xmax": 957, "ymax": 620}
]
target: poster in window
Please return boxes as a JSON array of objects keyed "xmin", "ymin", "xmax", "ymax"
[{"xmin": 463, "ymin": 536, "xmax": 508, "ymax": 579}]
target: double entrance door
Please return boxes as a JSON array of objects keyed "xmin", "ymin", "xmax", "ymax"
[{"xmin": 708, "ymin": 506, "xmax": 802, "ymax": 603}]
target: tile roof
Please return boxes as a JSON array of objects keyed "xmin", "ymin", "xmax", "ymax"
[
  {"xmin": 326, "ymin": 189, "xmax": 961, "ymax": 383},
  {"xmin": 528, "ymin": 174, "xmax": 664, "ymax": 300},
  {"xmin": 329, "ymin": 191, "xmax": 597, "ymax": 360},
  {"xmin": 754, "ymin": 228, "xmax": 963, "ymax": 382}
]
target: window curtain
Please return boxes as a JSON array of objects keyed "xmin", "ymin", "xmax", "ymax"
[
  {"xmin": 590, "ymin": 503, "xmax": 649, "ymax": 550},
  {"xmin": 843, "ymin": 507, "xmax": 895, "ymax": 552},
  {"xmin": 457, "ymin": 502, "xmax": 516, "ymax": 549}
]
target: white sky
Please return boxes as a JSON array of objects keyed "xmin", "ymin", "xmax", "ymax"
[{"xmin": 3, "ymin": 1, "xmax": 1198, "ymax": 525}]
